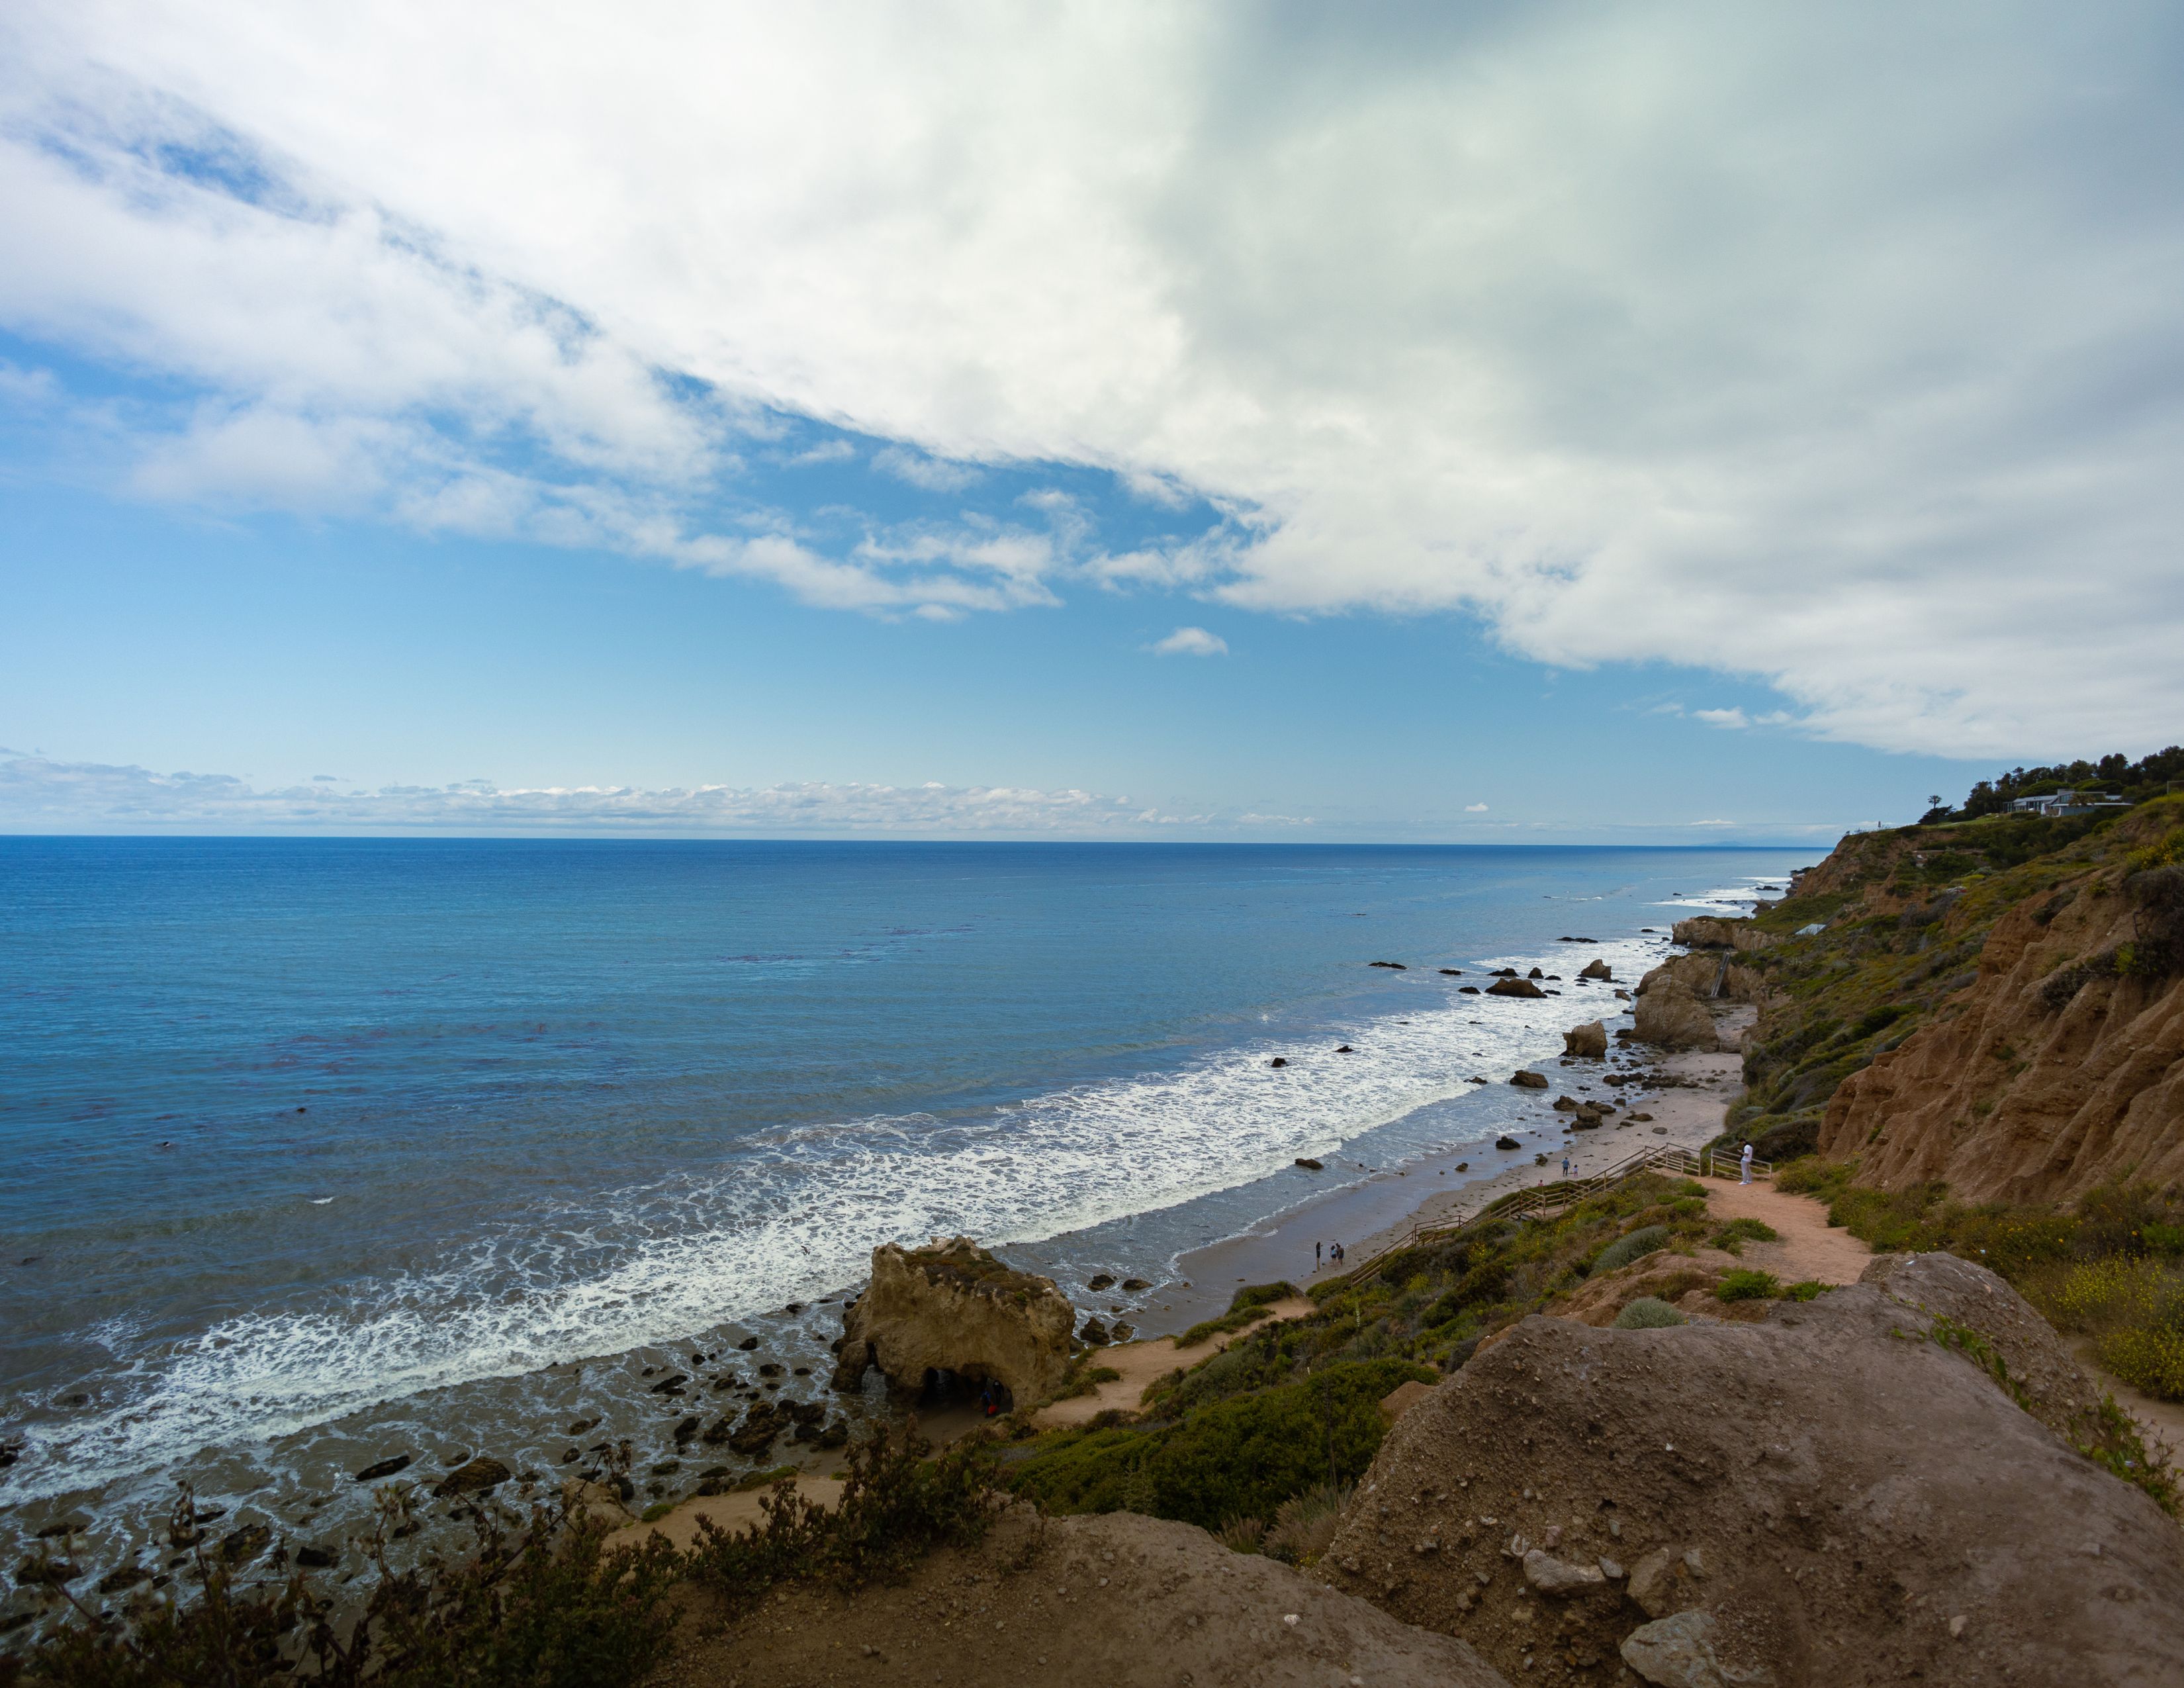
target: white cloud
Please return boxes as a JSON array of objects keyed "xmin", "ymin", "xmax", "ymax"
[
  {"xmin": 6, "ymin": 5, "xmax": 2184, "ymax": 755},
  {"xmin": 1691, "ymin": 708, "xmax": 1751, "ymax": 729},
  {"xmin": 0, "ymin": 749, "xmax": 1191, "ymax": 834},
  {"xmin": 870, "ymin": 445, "xmax": 981, "ymax": 492},
  {"xmin": 1465, "ymin": 802, "xmax": 1488, "ymax": 812},
  {"xmin": 1148, "ymin": 626, "xmax": 1228, "ymax": 657}
]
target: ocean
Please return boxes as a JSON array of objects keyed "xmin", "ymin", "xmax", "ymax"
[{"xmin": 0, "ymin": 837, "xmax": 1813, "ymax": 1582}]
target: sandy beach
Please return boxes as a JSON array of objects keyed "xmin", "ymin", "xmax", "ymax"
[{"xmin": 1137, "ymin": 1018, "xmax": 1753, "ymax": 1337}]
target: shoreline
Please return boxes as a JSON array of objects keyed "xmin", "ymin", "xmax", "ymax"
[{"xmin": 1140, "ymin": 1029, "xmax": 1751, "ymax": 1336}]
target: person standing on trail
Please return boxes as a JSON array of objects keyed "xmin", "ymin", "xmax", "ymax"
[{"xmin": 1740, "ymin": 1142, "xmax": 1754, "ymax": 1184}]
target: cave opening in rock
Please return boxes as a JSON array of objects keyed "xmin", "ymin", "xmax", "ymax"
[{"xmin": 919, "ymin": 1366, "xmax": 1013, "ymax": 1417}]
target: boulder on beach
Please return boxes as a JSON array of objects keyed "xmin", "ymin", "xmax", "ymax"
[
  {"xmin": 1508, "ymin": 1070, "xmax": 1549, "ymax": 1088},
  {"xmin": 1486, "ymin": 978, "xmax": 1545, "ymax": 999},
  {"xmin": 1494, "ymin": 1135, "xmax": 1522, "ymax": 1151},
  {"xmin": 1561, "ymin": 1020, "xmax": 1608, "ymax": 1058},
  {"xmin": 1632, "ymin": 978, "xmax": 1725, "ymax": 1051},
  {"xmin": 831, "ymin": 1236, "xmax": 1077, "ymax": 1407}
]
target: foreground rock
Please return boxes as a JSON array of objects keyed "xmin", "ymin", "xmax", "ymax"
[
  {"xmin": 664, "ymin": 1506, "xmax": 1508, "ymax": 1688},
  {"xmin": 1319, "ymin": 1268, "xmax": 2184, "ymax": 1685},
  {"xmin": 1563, "ymin": 1020, "xmax": 1608, "ymax": 1058},
  {"xmin": 831, "ymin": 1235, "xmax": 1075, "ymax": 1407}
]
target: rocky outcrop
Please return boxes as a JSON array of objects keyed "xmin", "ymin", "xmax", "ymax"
[
  {"xmin": 1318, "ymin": 1270, "xmax": 2184, "ymax": 1686},
  {"xmin": 1563, "ymin": 1021, "xmax": 1607, "ymax": 1058},
  {"xmin": 831, "ymin": 1236, "xmax": 1076, "ymax": 1407},
  {"xmin": 1631, "ymin": 979, "xmax": 1725, "ymax": 1051},
  {"xmin": 1508, "ymin": 1070, "xmax": 1549, "ymax": 1088},
  {"xmin": 1487, "ymin": 977, "xmax": 1545, "ymax": 999},
  {"xmin": 680, "ymin": 1505, "xmax": 1510, "ymax": 1688},
  {"xmin": 1641, "ymin": 950, "xmax": 1766, "ymax": 1005},
  {"xmin": 1578, "ymin": 959, "xmax": 1614, "ymax": 980},
  {"xmin": 1672, "ymin": 917, "xmax": 1777, "ymax": 953}
]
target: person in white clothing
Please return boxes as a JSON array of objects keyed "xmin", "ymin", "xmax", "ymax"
[{"xmin": 1740, "ymin": 1142, "xmax": 1754, "ymax": 1184}]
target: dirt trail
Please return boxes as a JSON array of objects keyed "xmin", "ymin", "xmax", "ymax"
[
  {"xmin": 1033, "ymin": 1296, "xmax": 1316, "ymax": 1429},
  {"xmin": 1701, "ymin": 1174, "xmax": 1874, "ymax": 1284},
  {"xmin": 611, "ymin": 1473, "xmax": 846, "ymax": 1554}
]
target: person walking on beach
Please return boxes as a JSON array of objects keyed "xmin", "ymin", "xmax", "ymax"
[
  {"xmin": 1561, "ymin": 1155, "xmax": 1570, "ymax": 1180},
  {"xmin": 1315, "ymin": 1240, "xmax": 1322, "ymax": 1271},
  {"xmin": 1740, "ymin": 1142, "xmax": 1754, "ymax": 1184}
]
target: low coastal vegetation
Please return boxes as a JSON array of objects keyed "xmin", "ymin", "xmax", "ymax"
[
  {"xmin": 1, "ymin": 1427, "xmax": 993, "ymax": 1687},
  {"xmin": 1778, "ymin": 1158, "xmax": 2184, "ymax": 1403}
]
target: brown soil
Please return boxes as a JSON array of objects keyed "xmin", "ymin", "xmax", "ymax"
[
  {"xmin": 1700, "ymin": 1175, "xmax": 1874, "ymax": 1286},
  {"xmin": 647, "ymin": 1506, "xmax": 1508, "ymax": 1688},
  {"xmin": 1319, "ymin": 1266, "xmax": 2184, "ymax": 1686}
]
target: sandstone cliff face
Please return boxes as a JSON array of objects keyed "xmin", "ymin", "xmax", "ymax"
[
  {"xmin": 832, "ymin": 1236, "xmax": 1076, "ymax": 1407},
  {"xmin": 1817, "ymin": 878, "xmax": 2184, "ymax": 1203},
  {"xmin": 1670, "ymin": 915, "xmax": 1777, "ymax": 953}
]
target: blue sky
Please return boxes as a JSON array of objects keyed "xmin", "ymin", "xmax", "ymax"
[{"xmin": 3, "ymin": 3, "xmax": 2179, "ymax": 841}]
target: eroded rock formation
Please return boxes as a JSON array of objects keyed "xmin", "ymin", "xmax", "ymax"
[
  {"xmin": 831, "ymin": 1236, "xmax": 1076, "ymax": 1407},
  {"xmin": 1318, "ymin": 1266, "xmax": 2184, "ymax": 1686}
]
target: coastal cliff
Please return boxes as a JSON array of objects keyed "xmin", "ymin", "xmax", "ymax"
[{"xmin": 1711, "ymin": 794, "xmax": 2184, "ymax": 1199}]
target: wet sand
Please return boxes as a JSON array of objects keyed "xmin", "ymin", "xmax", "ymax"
[{"xmin": 1140, "ymin": 1031, "xmax": 1751, "ymax": 1337}]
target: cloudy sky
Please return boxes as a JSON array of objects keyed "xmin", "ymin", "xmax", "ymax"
[{"xmin": 3, "ymin": 1, "xmax": 2178, "ymax": 839}]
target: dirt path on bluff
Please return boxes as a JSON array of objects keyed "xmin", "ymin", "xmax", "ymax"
[
  {"xmin": 1032, "ymin": 1297, "xmax": 1317, "ymax": 1429},
  {"xmin": 1701, "ymin": 1174, "xmax": 1874, "ymax": 1284}
]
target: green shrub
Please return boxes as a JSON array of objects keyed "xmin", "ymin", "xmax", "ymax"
[
  {"xmin": 1782, "ymin": 1281, "xmax": 1828, "ymax": 1302},
  {"xmin": 685, "ymin": 1423, "xmax": 995, "ymax": 1600},
  {"xmin": 1593, "ymin": 1225, "xmax": 1670, "ymax": 1274},
  {"xmin": 1263, "ymin": 1483, "xmax": 1350, "ymax": 1565},
  {"xmin": 1004, "ymin": 1358, "xmax": 1429, "ymax": 1531},
  {"xmin": 1612, "ymin": 1297, "xmax": 1685, "ymax": 1329},
  {"xmin": 1707, "ymin": 1217, "xmax": 1780, "ymax": 1256},
  {"xmin": 1715, "ymin": 1269, "xmax": 1781, "ymax": 1301},
  {"xmin": 1180, "ymin": 1282, "xmax": 1299, "ymax": 1346}
]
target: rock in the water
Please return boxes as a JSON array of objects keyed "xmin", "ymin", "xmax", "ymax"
[
  {"xmin": 1508, "ymin": 1070, "xmax": 1549, "ymax": 1088},
  {"xmin": 1494, "ymin": 1135, "xmax": 1522, "ymax": 1151},
  {"xmin": 1526, "ymin": 966, "xmax": 1544, "ymax": 979},
  {"xmin": 353, "ymin": 1454, "xmax": 412, "ymax": 1483},
  {"xmin": 97, "ymin": 1564, "xmax": 152, "ymax": 1593},
  {"xmin": 1553, "ymin": 1096, "xmax": 1578, "ymax": 1111},
  {"xmin": 727, "ymin": 1403, "xmax": 785, "ymax": 1455},
  {"xmin": 1578, "ymin": 959, "xmax": 1614, "ymax": 980},
  {"xmin": 1439, "ymin": 968, "xmax": 1463, "ymax": 976},
  {"xmin": 433, "ymin": 1456, "xmax": 512, "ymax": 1498},
  {"xmin": 1458, "ymin": 985, "xmax": 1480, "ymax": 994},
  {"xmin": 1369, "ymin": 961, "xmax": 1408, "ymax": 970},
  {"xmin": 1486, "ymin": 978, "xmax": 1546, "ymax": 999},
  {"xmin": 1563, "ymin": 1020, "xmax": 1608, "ymax": 1058},
  {"xmin": 1110, "ymin": 1322, "xmax": 1135, "ymax": 1342},
  {"xmin": 295, "ymin": 1544, "xmax": 339, "ymax": 1570},
  {"xmin": 1121, "ymin": 1278, "xmax": 1150, "ymax": 1291},
  {"xmin": 830, "ymin": 1237, "xmax": 1077, "ymax": 1405},
  {"xmin": 217, "ymin": 1523, "xmax": 272, "ymax": 1565},
  {"xmin": 737, "ymin": 1336, "xmax": 759, "ymax": 1350},
  {"xmin": 1079, "ymin": 1317, "xmax": 1111, "ymax": 1346},
  {"xmin": 1269, "ymin": 1056, "xmax": 1288, "ymax": 1067},
  {"xmin": 648, "ymin": 1372, "xmax": 688, "ymax": 1394},
  {"xmin": 1087, "ymin": 1274, "xmax": 1116, "ymax": 1291},
  {"xmin": 1295, "ymin": 1157, "xmax": 1324, "ymax": 1170},
  {"xmin": 1335, "ymin": 1044, "xmax": 1356, "ymax": 1053}
]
